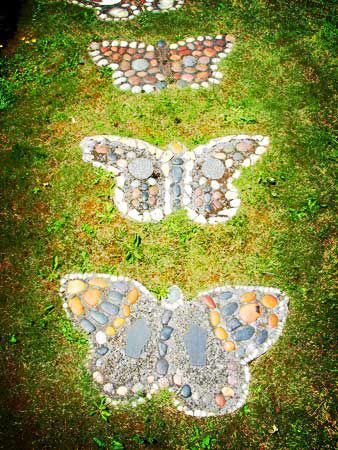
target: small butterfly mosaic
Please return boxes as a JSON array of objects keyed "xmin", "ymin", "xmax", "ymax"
[
  {"xmin": 68, "ymin": 0, "xmax": 184, "ymax": 21},
  {"xmin": 60, "ymin": 274, "xmax": 289, "ymax": 416},
  {"xmin": 89, "ymin": 35, "xmax": 235, "ymax": 93}
]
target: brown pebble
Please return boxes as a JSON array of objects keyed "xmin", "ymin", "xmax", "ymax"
[
  {"xmin": 239, "ymin": 303, "xmax": 262, "ymax": 323},
  {"xmin": 127, "ymin": 288, "xmax": 139, "ymax": 304},
  {"xmin": 240, "ymin": 292, "xmax": 257, "ymax": 303},
  {"xmin": 204, "ymin": 48, "xmax": 216, "ymax": 57},
  {"xmin": 268, "ymin": 314, "xmax": 279, "ymax": 327},
  {"xmin": 261, "ymin": 294, "xmax": 278, "ymax": 308},
  {"xmin": 83, "ymin": 288, "xmax": 101, "ymax": 307},
  {"xmin": 69, "ymin": 297, "xmax": 84, "ymax": 316},
  {"xmin": 88, "ymin": 278, "xmax": 109, "ymax": 288},
  {"xmin": 202, "ymin": 295, "xmax": 216, "ymax": 309},
  {"xmin": 215, "ymin": 393, "xmax": 226, "ymax": 408},
  {"xmin": 196, "ymin": 72, "xmax": 209, "ymax": 80}
]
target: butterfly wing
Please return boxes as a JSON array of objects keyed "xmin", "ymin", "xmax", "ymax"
[
  {"xmin": 89, "ymin": 40, "xmax": 165, "ymax": 93},
  {"xmin": 60, "ymin": 273, "xmax": 162, "ymax": 403},
  {"xmin": 81, "ymin": 135, "xmax": 169, "ymax": 222},
  {"xmin": 184, "ymin": 135, "xmax": 270, "ymax": 224},
  {"xmin": 167, "ymin": 34, "xmax": 234, "ymax": 89},
  {"xmin": 145, "ymin": 0, "xmax": 184, "ymax": 13}
]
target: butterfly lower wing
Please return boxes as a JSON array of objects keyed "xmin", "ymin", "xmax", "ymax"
[
  {"xmin": 145, "ymin": 0, "xmax": 184, "ymax": 13},
  {"xmin": 89, "ymin": 40, "xmax": 166, "ymax": 93},
  {"xmin": 184, "ymin": 135, "xmax": 270, "ymax": 224},
  {"xmin": 69, "ymin": 0, "xmax": 144, "ymax": 21},
  {"xmin": 81, "ymin": 135, "xmax": 168, "ymax": 222},
  {"xmin": 198, "ymin": 285, "xmax": 289, "ymax": 364},
  {"xmin": 60, "ymin": 273, "xmax": 162, "ymax": 402},
  {"xmin": 168, "ymin": 35, "xmax": 234, "ymax": 89}
]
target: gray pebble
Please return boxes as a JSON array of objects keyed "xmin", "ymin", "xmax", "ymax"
[
  {"xmin": 233, "ymin": 152, "xmax": 243, "ymax": 161},
  {"xmin": 161, "ymin": 310, "xmax": 173, "ymax": 325},
  {"xmin": 172, "ymin": 166, "xmax": 183, "ymax": 182},
  {"xmin": 160, "ymin": 326, "xmax": 174, "ymax": 341},
  {"xmin": 109, "ymin": 290, "xmax": 124, "ymax": 302},
  {"xmin": 233, "ymin": 326, "xmax": 255, "ymax": 341},
  {"xmin": 96, "ymin": 346, "xmax": 109, "ymax": 356},
  {"xmin": 221, "ymin": 302, "xmax": 238, "ymax": 316},
  {"xmin": 219, "ymin": 291, "xmax": 233, "ymax": 301},
  {"xmin": 80, "ymin": 319, "xmax": 96, "ymax": 333},
  {"xmin": 112, "ymin": 281, "xmax": 129, "ymax": 294},
  {"xmin": 256, "ymin": 329, "xmax": 268, "ymax": 345},
  {"xmin": 227, "ymin": 318, "xmax": 241, "ymax": 332},
  {"xmin": 156, "ymin": 358, "xmax": 169, "ymax": 376},
  {"xmin": 131, "ymin": 58, "xmax": 150, "ymax": 72},
  {"xmin": 172, "ymin": 158, "xmax": 184, "ymax": 165},
  {"xmin": 100, "ymin": 301, "xmax": 119, "ymax": 316},
  {"xmin": 90, "ymin": 310, "xmax": 109, "ymax": 325},
  {"xmin": 180, "ymin": 384, "xmax": 192, "ymax": 398},
  {"xmin": 158, "ymin": 342, "xmax": 168, "ymax": 357}
]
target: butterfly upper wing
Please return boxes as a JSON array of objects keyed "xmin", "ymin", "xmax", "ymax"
[
  {"xmin": 89, "ymin": 40, "xmax": 166, "ymax": 93},
  {"xmin": 145, "ymin": 0, "xmax": 184, "ymax": 13},
  {"xmin": 184, "ymin": 135, "xmax": 270, "ymax": 224},
  {"xmin": 81, "ymin": 135, "xmax": 169, "ymax": 222},
  {"xmin": 60, "ymin": 273, "xmax": 162, "ymax": 402},
  {"xmin": 168, "ymin": 34, "xmax": 235, "ymax": 89},
  {"xmin": 197, "ymin": 285, "xmax": 289, "ymax": 364}
]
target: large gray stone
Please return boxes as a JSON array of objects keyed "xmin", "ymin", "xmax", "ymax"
[
  {"xmin": 201, "ymin": 158, "xmax": 225, "ymax": 179},
  {"xmin": 125, "ymin": 318, "xmax": 151, "ymax": 358},
  {"xmin": 131, "ymin": 59, "xmax": 150, "ymax": 72},
  {"xmin": 183, "ymin": 56, "xmax": 197, "ymax": 67},
  {"xmin": 128, "ymin": 158, "xmax": 154, "ymax": 180},
  {"xmin": 183, "ymin": 324, "xmax": 207, "ymax": 366},
  {"xmin": 233, "ymin": 326, "xmax": 255, "ymax": 342}
]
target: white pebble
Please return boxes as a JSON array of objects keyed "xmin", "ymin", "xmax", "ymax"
[{"xmin": 95, "ymin": 331, "xmax": 106, "ymax": 345}]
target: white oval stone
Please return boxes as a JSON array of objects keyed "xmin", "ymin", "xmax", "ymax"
[{"xmin": 95, "ymin": 331, "xmax": 107, "ymax": 345}]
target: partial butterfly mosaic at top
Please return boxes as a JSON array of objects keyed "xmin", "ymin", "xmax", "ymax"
[
  {"xmin": 81, "ymin": 135, "xmax": 269, "ymax": 224},
  {"xmin": 60, "ymin": 274, "xmax": 289, "ymax": 417},
  {"xmin": 68, "ymin": 0, "xmax": 184, "ymax": 21},
  {"xmin": 89, "ymin": 35, "xmax": 235, "ymax": 93}
]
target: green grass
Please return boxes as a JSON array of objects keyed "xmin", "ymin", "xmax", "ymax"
[{"xmin": 0, "ymin": 0, "xmax": 336, "ymax": 448}]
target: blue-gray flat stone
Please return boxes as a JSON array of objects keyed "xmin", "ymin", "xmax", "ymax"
[
  {"xmin": 256, "ymin": 329, "xmax": 268, "ymax": 345},
  {"xmin": 233, "ymin": 326, "xmax": 255, "ymax": 341},
  {"xmin": 174, "ymin": 185, "xmax": 181, "ymax": 197},
  {"xmin": 80, "ymin": 319, "xmax": 95, "ymax": 333},
  {"xmin": 201, "ymin": 158, "xmax": 225, "ymax": 179},
  {"xmin": 112, "ymin": 281, "xmax": 129, "ymax": 294},
  {"xmin": 172, "ymin": 158, "xmax": 184, "ymax": 165},
  {"xmin": 172, "ymin": 166, "xmax": 183, "ymax": 182},
  {"xmin": 125, "ymin": 319, "xmax": 151, "ymax": 359},
  {"xmin": 160, "ymin": 326, "xmax": 174, "ymax": 341},
  {"xmin": 161, "ymin": 310, "xmax": 172, "ymax": 325},
  {"xmin": 90, "ymin": 310, "xmax": 108, "ymax": 325},
  {"xmin": 100, "ymin": 301, "xmax": 119, "ymax": 316},
  {"xmin": 183, "ymin": 56, "xmax": 197, "ymax": 67},
  {"xmin": 156, "ymin": 358, "xmax": 169, "ymax": 376},
  {"xmin": 128, "ymin": 158, "xmax": 153, "ymax": 180},
  {"xmin": 183, "ymin": 324, "xmax": 207, "ymax": 366},
  {"xmin": 96, "ymin": 346, "xmax": 109, "ymax": 356},
  {"xmin": 168, "ymin": 285, "xmax": 181, "ymax": 301},
  {"xmin": 219, "ymin": 291, "xmax": 233, "ymax": 301},
  {"xmin": 180, "ymin": 384, "xmax": 192, "ymax": 398},
  {"xmin": 221, "ymin": 302, "xmax": 238, "ymax": 316},
  {"xmin": 158, "ymin": 342, "xmax": 168, "ymax": 357},
  {"xmin": 131, "ymin": 58, "xmax": 150, "ymax": 72},
  {"xmin": 156, "ymin": 81, "xmax": 167, "ymax": 90},
  {"xmin": 227, "ymin": 318, "xmax": 241, "ymax": 331},
  {"xmin": 109, "ymin": 290, "xmax": 124, "ymax": 302},
  {"xmin": 233, "ymin": 152, "xmax": 243, "ymax": 161}
]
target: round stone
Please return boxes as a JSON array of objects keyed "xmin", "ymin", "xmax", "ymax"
[
  {"xmin": 68, "ymin": 297, "xmax": 84, "ymax": 316},
  {"xmin": 105, "ymin": 326, "xmax": 116, "ymax": 336},
  {"xmin": 80, "ymin": 319, "xmax": 96, "ymax": 334},
  {"xmin": 183, "ymin": 55, "xmax": 197, "ymax": 67},
  {"xmin": 116, "ymin": 386, "xmax": 128, "ymax": 396},
  {"xmin": 268, "ymin": 314, "xmax": 279, "ymax": 328},
  {"xmin": 221, "ymin": 302, "xmax": 238, "ymax": 316},
  {"xmin": 128, "ymin": 158, "xmax": 153, "ymax": 180},
  {"xmin": 127, "ymin": 288, "xmax": 139, "ymax": 304},
  {"xmin": 239, "ymin": 303, "xmax": 262, "ymax": 323},
  {"xmin": 209, "ymin": 311, "xmax": 220, "ymax": 327},
  {"xmin": 93, "ymin": 371, "xmax": 104, "ymax": 384},
  {"xmin": 201, "ymin": 158, "xmax": 225, "ymax": 179},
  {"xmin": 113, "ymin": 317, "xmax": 125, "ymax": 328},
  {"xmin": 240, "ymin": 292, "xmax": 256, "ymax": 303},
  {"xmin": 261, "ymin": 294, "xmax": 278, "ymax": 308},
  {"xmin": 214, "ymin": 327, "xmax": 228, "ymax": 340},
  {"xmin": 96, "ymin": 346, "xmax": 109, "ymax": 356},
  {"xmin": 215, "ymin": 393, "xmax": 226, "ymax": 408},
  {"xmin": 223, "ymin": 341, "xmax": 236, "ymax": 352},
  {"xmin": 96, "ymin": 331, "xmax": 107, "ymax": 345},
  {"xmin": 221, "ymin": 386, "xmax": 235, "ymax": 397},
  {"xmin": 131, "ymin": 58, "xmax": 150, "ymax": 72},
  {"xmin": 180, "ymin": 384, "xmax": 192, "ymax": 398},
  {"xmin": 108, "ymin": 7, "xmax": 129, "ymax": 18}
]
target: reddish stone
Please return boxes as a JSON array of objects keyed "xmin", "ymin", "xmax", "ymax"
[
  {"xmin": 184, "ymin": 67, "xmax": 197, "ymax": 74},
  {"xmin": 150, "ymin": 59, "xmax": 159, "ymax": 67},
  {"xmin": 133, "ymin": 54, "xmax": 142, "ymax": 60},
  {"xmin": 110, "ymin": 46, "xmax": 118, "ymax": 52},
  {"xmin": 103, "ymin": 51, "xmax": 112, "ymax": 57},
  {"xmin": 196, "ymin": 64, "xmax": 208, "ymax": 71},
  {"xmin": 204, "ymin": 48, "xmax": 216, "ymax": 57},
  {"xmin": 170, "ymin": 54, "xmax": 181, "ymax": 61},
  {"xmin": 212, "ymin": 199, "xmax": 223, "ymax": 209},
  {"xmin": 214, "ymin": 45, "xmax": 223, "ymax": 52},
  {"xmin": 125, "ymin": 69, "xmax": 136, "ymax": 77},
  {"xmin": 120, "ymin": 61, "xmax": 130, "ymax": 71},
  {"xmin": 182, "ymin": 73, "xmax": 194, "ymax": 82},
  {"xmin": 137, "ymin": 71, "xmax": 147, "ymax": 77},
  {"xmin": 111, "ymin": 54, "xmax": 122, "ymax": 62},
  {"xmin": 129, "ymin": 76, "xmax": 141, "ymax": 86},
  {"xmin": 148, "ymin": 67, "xmax": 160, "ymax": 74},
  {"xmin": 202, "ymin": 295, "xmax": 216, "ymax": 309},
  {"xmin": 172, "ymin": 62, "xmax": 183, "ymax": 72},
  {"xmin": 118, "ymin": 47, "xmax": 127, "ymax": 55},
  {"xmin": 215, "ymin": 393, "xmax": 226, "ymax": 408},
  {"xmin": 145, "ymin": 52, "xmax": 155, "ymax": 59},
  {"xmin": 203, "ymin": 40, "xmax": 213, "ymax": 47},
  {"xmin": 192, "ymin": 50, "xmax": 202, "ymax": 57},
  {"xmin": 127, "ymin": 48, "xmax": 136, "ymax": 55},
  {"xmin": 215, "ymin": 39, "xmax": 226, "ymax": 46},
  {"xmin": 196, "ymin": 71, "xmax": 209, "ymax": 80},
  {"xmin": 179, "ymin": 48, "xmax": 191, "ymax": 56},
  {"xmin": 100, "ymin": 46, "xmax": 109, "ymax": 52},
  {"xmin": 198, "ymin": 56, "xmax": 210, "ymax": 64},
  {"xmin": 124, "ymin": 54, "xmax": 132, "ymax": 61},
  {"xmin": 144, "ymin": 75, "xmax": 157, "ymax": 84},
  {"xmin": 173, "ymin": 73, "xmax": 181, "ymax": 80}
]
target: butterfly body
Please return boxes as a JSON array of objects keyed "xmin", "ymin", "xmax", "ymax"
[
  {"xmin": 68, "ymin": 0, "xmax": 184, "ymax": 21},
  {"xmin": 60, "ymin": 274, "xmax": 289, "ymax": 416},
  {"xmin": 81, "ymin": 134, "xmax": 269, "ymax": 224},
  {"xmin": 89, "ymin": 35, "xmax": 235, "ymax": 93}
]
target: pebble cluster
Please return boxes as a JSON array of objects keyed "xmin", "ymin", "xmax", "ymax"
[
  {"xmin": 81, "ymin": 134, "xmax": 269, "ymax": 224},
  {"xmin": 60, "ymin": 274, "xmax": 289, "ymax": 416},
  {"xmin": 88, "ymin": 35, "xmax": 234, "ymax": 93},
  {"xmin": 68, "ymin": 0, "xmax": 184, "ymax": 21}
]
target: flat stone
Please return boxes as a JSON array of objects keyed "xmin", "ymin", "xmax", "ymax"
[
  {"xmin": 168, "ymin": 285, "xmax": 181, "ymax": 301},
  {"xmin": 201, "ymin": 158, "xmax": 225, "ymax": 179},
  {"xmin": 112, "ymin": 281, "xmax": 130, "ymax": 293},
  {"xmin": 128, "ymin": 158, "xmax": 153, "ymax": 180},
  {"xmin": 180, "ymin": 384, "xmax": 192, "ymax": 398},
  {"xmin": 66, "ymin": 280, "xmax": 87, "ymax": 295},
  {"xmin": 88, "ymin": 278, "xmax": 109, "ymax": 288},
  {"xmin": 90, "ymin": 310, "xmax": 109, "ymax": 325},
  {"xmin": 161, "ymin": 309, "xmax": 173, "ymax": 325},
  {"xmin": 261, "ymin": 294, "xmax": 278, "ymax": 308},
  {"xmin": 131, "ymin": 58, "xmax": 150, "ymax": 72},
  {"xmin": 96, "ymin": 346, "xmax": 109, "ymax": 356},
  {"xmin": 172, "ymin": 166, "xmax": 183, "ymax": 182},
  {"xmin": 227, "ymin": 318, "xmax": 241, "ymax": 331},
  {"xmin": 125, "ymin": 318, "xmax": 151, "ymax": 358},
  {"xmin": 158, "ymin": 341, "xmax": 168, "ymax": 357},
  {"xmin": 219, "ymin": 291, "xmax": 233, "ymax": 301},
  {"xmin": 113, "ymin": 317, "xmax": 125, "ymax": 329},
  {"xmin": 80, "ymin": 319, "xmax": 96, "ymax": 333},
  {"xmin": 83, "ymin": 288, "xmax": 102, "ymax": 307},
  {"xmin": 68, "ymin": 297, "xmax": 84, "ymax": 316},
  {"xmin": 108, "ymin": 7, "xmax": 129, "ymax": 18},
  {"xmin": 256, "ymin": 329, "xmax": 268, "ymax": 345},
  {"xmin": 95, "ymin": 331, "xmax": 107, "ymax": 345},
  {"xmin": 160, "ymin": 326, "xmax": 174, "ymax": 341},
  {"xmin": 183, "ymin": 56, "xmax": 197, "ymax": 67},
  {"xmin": 109, "ymin": 290, "xmax": 123, "ymax": 302},
  {"xmin": 221, "ymin": 386, "xmax": 235, "ymax": 397},
  {"xmin": 183, "ymin": 324, "xmax": 207, "ymax": 366},
  {"xmin": 233, "ymin": 326, "xmax": 255, "ymax": 341},
  {"xmin": 239, "ymin": 303, "xmax": 262, "ymax": 323},
  {"xmin": 221, "ymin": 302, "xmax": 238, "ymax": 317},
  {"xmin": 156, "ymin": 358, "xmax": 169, "ymax": 376}
]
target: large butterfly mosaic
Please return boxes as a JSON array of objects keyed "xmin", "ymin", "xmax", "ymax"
[
  {"xmin": 60, "ymin": 274, "xmax": 289, "ymax": 416},
  {"xmin": 68, "ymin": 0, "xmax": 184, "ymax": 21},
  {"xmin": 81, "ymin": 134, "xmax": 269, "ymax": 224},
  {"xmin": 89, "ymin": 34, "xmax": 235, "ymax": 93}
]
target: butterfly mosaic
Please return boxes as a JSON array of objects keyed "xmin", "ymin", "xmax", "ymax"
[
  {"xmin": 68, "ymin": 0, "xmax": 184, "ymax": 21},
  {"xmin": 89, "ymin": 34, "xmax": 235, "ymax": 93},
  {"xmin": 81, "ymin": 134, "xmax": 269, "ymax": 224},
  {"xmin": 60, "ymin": 274, "xmax": 289, "ymax": 416}
]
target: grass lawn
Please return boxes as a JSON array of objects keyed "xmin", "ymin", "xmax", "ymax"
[{"xmin": 0, "ymin": 0, "xmax": 336, "ymax": 448}]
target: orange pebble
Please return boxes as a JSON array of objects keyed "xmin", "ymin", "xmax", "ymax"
[
  {"xmin": 203, "ymin": 295, "xmax": 216, "ymax": 309},
  {"xmin": 223, "ymin": 341, "xmax": 236, "ymax": 352},
  {"xmin": 127, "ymin": 288, "xmax": 139, "ymax": 305},
  {"xmin": 83, "ymin": 288, "xmax": 101, "ymax": 307},
  {"xmin": 122, "ymin": 304, "xmax": 131, "ymax": 317},
  {"xmin": 68, "ymin": 297, "xmax": 84, "ymax": 316},
  {"xmin": 268, "ymin": 314, "xmax": 279, "ymax": 328},
  {"xmin": 215, "ymin": 393, "xmax": 226, "ymax": 408},
  {"xmin": 262, "ymin": 294, "xmax": 278, "ymax": 308},
  {"xmin": 240, "ymin": 292, "xmax": 256, "ymax": 303}
]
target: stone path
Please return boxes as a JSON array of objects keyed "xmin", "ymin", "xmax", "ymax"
[
  {"xmin": 60, "ymin": 274, "xmax": 289, "ymax": 416},
  {"xmin": 89, "ymin": 35, "xmax": 235, "ymax": 93},
  {"xmin": 81, "ymin": 135, "xmax": 269, "ymax": 224},
  {"xmin": 68, "ymin": 0, "xmax": 184, "ymax": 21}
]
